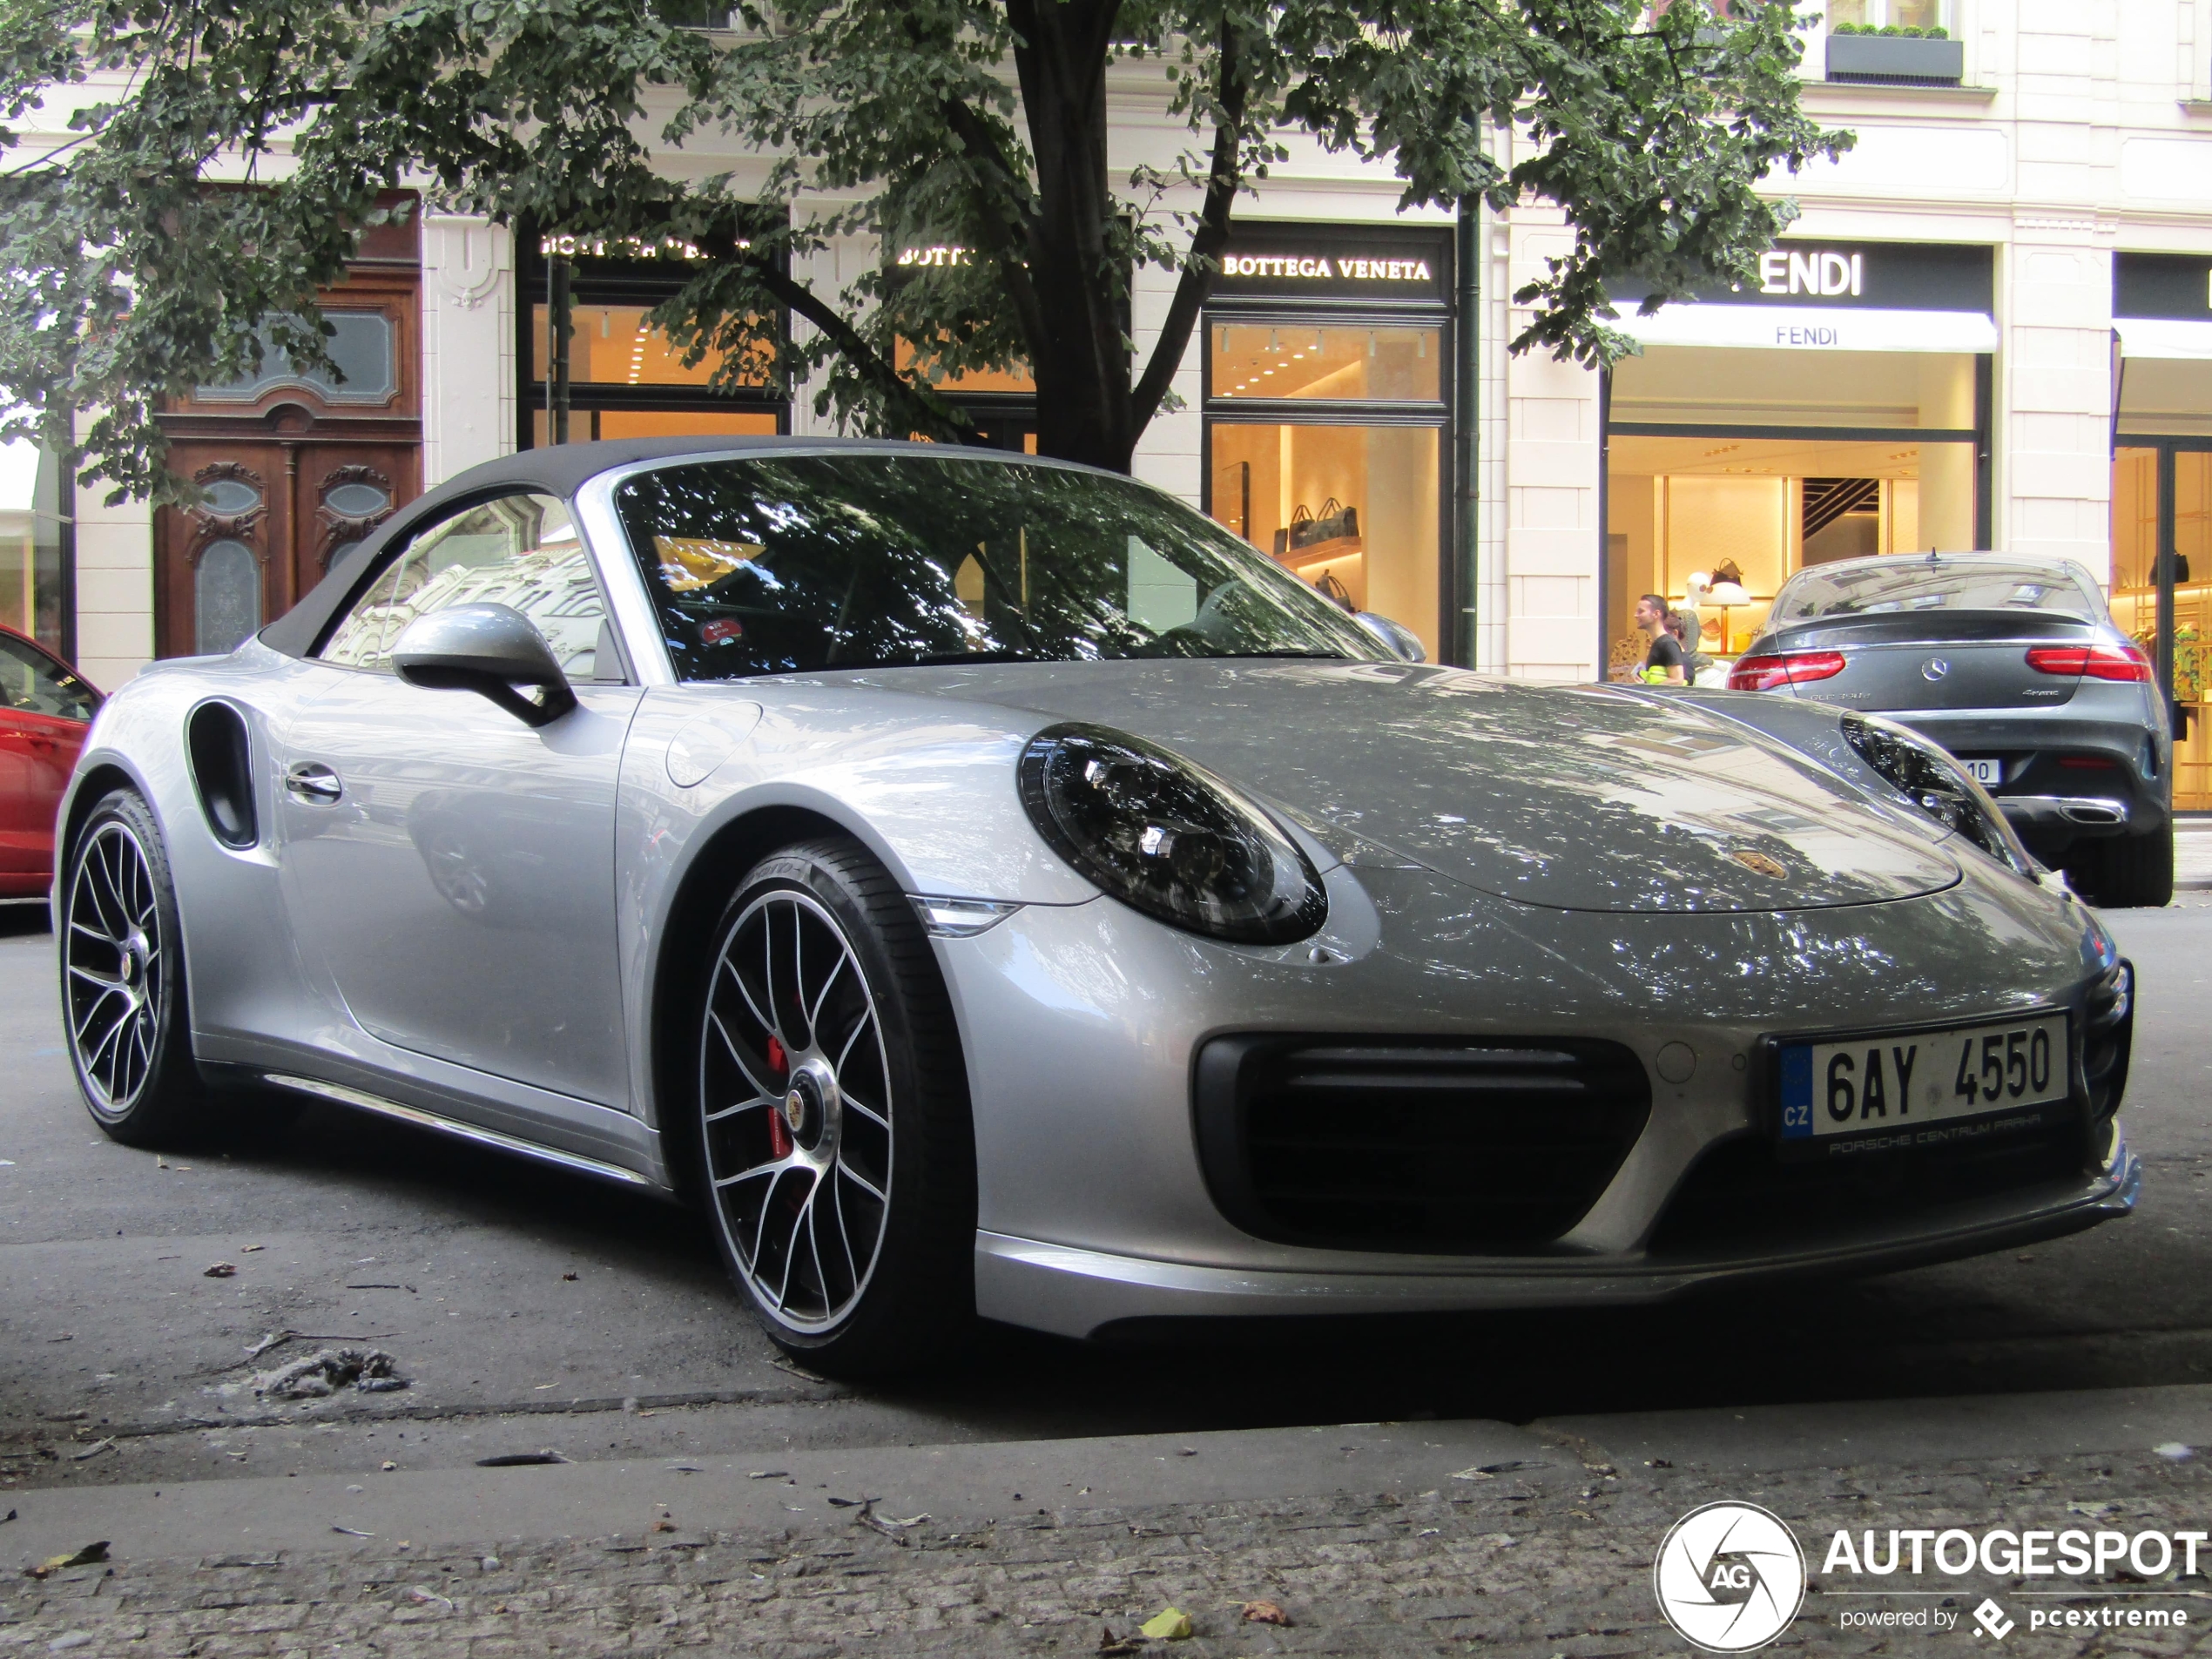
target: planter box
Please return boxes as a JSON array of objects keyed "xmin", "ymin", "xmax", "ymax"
[{"xmin": 1825, "ymin": 33, "xmax": 1966, "ymax": 84}]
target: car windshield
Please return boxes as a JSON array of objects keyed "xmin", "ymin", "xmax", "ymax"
[
  {"xmin": 1771, "ymin": 558, "xmax": 2101, "ymax": 624},
  {"xmin": 612, "ymin": 453, "xmax": 1374, "ymax": 678}
]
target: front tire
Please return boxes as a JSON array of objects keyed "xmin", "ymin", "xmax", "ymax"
[
  {"xmin": 2065, "ymin": 826, "xmax": 2174, "ymax": 908},
  {"xmin": 60, "ymin": 788, "xmax": 210, "ymax": 1145},
  {"xmin": 692, "ymin": 838, "xmax": 975, "ymax": 1376}
]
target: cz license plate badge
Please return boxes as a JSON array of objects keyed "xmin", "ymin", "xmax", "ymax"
[{"xmin": 1777, "ymin": 1013, "xmax": 2071, "ymax": 1158}]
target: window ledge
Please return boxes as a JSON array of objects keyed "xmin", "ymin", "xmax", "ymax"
[
  {"xmin": 1804, "ymin": 79, "xmax": 1997, "ymax": 107},
  {"xmin": 2179, "ymin": 98, "xmax": 2212, "ymax": 115}
]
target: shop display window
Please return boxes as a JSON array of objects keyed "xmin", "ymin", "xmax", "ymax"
[
  {"xmin": 892, "ymin": 337, "xmax": 1035, "ymax": 395},
  {"xmin": 1605, "ymin": 346, "xmax": 1979, "ymax": 678},
  {"xmin": 532, "ymin": 303, "xmax": 773, "ymax": 391},
  {"xmin": 1208, "ymin": 424, "xmax": 1440, "ymax": 659},
  {"xmin": 1211, "ymin": 325, "xmax": 1440, "ymax": 402},
  {"xmin": 1203, "ymin": 307, "xmax": 1447, "ymax": 660},
  {"xmin": 2111, "ymin": 443, "xmax": 2212, "ymax": 808}
]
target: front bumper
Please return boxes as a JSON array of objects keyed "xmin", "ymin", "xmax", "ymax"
[
  {"xmin": 939, "ymin": 860, "xmax": 2135, "ymax": 1340},
  {"xmin": 974, "ymin": 1131, "xmax": 2141, "ymax": 1339}
]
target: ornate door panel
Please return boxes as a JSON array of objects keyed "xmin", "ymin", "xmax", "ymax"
[
  {"xmin": 156, "ymin": 449, "xmax": 287, "ymax": 658},
  {"xmin": 154, "ymin": 239, "xmax": 421, "ymax": 658}
]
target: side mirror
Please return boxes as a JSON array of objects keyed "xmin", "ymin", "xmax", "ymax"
[
  {"xmin": 392, "ymin": 604, "xmax": 578, "ymax": 728},
  {"xmin": 1353, "ymin": 612, "xmax": 1426, "ymax": 664}
]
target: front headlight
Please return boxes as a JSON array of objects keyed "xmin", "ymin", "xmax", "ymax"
[
  {"xmin": 1017, "ymin": 724, "xmax": 1326, "ymax": 943},
  {"xmin": 1841, "ymin": 713, "xmax": 2038, "ymax": 878}
]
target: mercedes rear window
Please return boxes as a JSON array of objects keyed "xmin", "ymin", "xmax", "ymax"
[{"xmin": 1772, "ymin": 559, "xmax": 2101, "ymax": 624}]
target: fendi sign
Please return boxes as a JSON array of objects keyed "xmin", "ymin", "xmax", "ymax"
[{"xmin": 1611, "ymin": 240, "xmax": 1992, "ymax": 314}]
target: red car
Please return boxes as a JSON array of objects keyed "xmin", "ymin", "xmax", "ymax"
[{"xmin": 0, "ymin": 624, "xmax": 100, "ymax": 901}]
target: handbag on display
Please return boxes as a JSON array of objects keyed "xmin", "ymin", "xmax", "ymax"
[
  {"xmin": 1289, "ymin": 498, "xmax": 1360, "ymax": 550},
  {"xmin": 1310, "ymin": 497, "xmax": 1359, "ymax": 544},
  {"xmin": 1313, "ymin": 569, "xmax": 1356, "ymax": 612},
  {"xmin": 1274, "ymin": 502, "xmax": 1315, "ymax": 557}
]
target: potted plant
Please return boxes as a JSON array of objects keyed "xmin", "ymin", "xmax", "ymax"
[{"xmin": 1826, "ymin": 24, "xmax": 1966, "ymax": 84}]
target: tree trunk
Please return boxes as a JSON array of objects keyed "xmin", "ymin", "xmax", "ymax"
[{"xmin": 1008, "ymin": 0, "xmax": 1138, "ymax": 472}]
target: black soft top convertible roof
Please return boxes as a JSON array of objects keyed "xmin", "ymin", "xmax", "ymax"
[{"xmin": 258, "ymin": 435, "xmax": 1056, "ymax": 660}]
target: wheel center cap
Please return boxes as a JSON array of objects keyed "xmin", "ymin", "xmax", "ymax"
[{"xmin": 781, "ymin": 1059, "xmax": 839, "ymax": 1154}]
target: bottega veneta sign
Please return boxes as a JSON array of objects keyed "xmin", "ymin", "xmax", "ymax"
[{"xmin": 1219, "ymin": 254, "xmax": 1433, "ymax": 282}]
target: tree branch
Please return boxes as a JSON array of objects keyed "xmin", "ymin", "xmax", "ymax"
[
  {"xmin": 936, "ymin": 97, "xmax": 1049, "ymax": 349},
  {"xmin": 1131, "ymin": 19, "xmax": 1244, "ymax": 431},
  {"xmin": 700, "ymin": 226, "xmax": 970, "ymax": 440}
]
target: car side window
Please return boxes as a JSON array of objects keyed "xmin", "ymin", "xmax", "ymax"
[
  {"xmin": 0, "ymin": 633, "xmax": 98, "ymax": 721},
  {"xmin": 318, "ymin": 493, "xmax": 611, "ymax": 679}
]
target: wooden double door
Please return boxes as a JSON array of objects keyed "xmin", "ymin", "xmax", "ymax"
[
  {"xmin": 157, "ymin": 436, "xmax": 417, "ymax": 658},
  {"xmin": 154, "ymin": 253, "xmax": 421, "ymax": 658}
]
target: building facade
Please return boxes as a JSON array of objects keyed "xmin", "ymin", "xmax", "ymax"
[{"xmin": 15, "ymin": 1, "xmax": 2212, "ymax": 801}]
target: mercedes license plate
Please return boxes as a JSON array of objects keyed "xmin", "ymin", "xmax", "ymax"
[
  {"xmin": 1960, "ymin": 757, "xmax": 2003, "ymax": 785},
  {"xmin": 1777, "ymin": 1014, "xmax": 2070, "ymax": 1157}
]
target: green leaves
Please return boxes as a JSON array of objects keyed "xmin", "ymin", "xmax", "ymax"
[{"xmin": 0, "ymin": 0, "xmax": 1846, "ymax": 491}]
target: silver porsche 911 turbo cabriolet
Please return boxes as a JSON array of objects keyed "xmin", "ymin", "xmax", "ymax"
[{"xmin": 56, "ymin": 438, "xmax": 2139, "ymax": 1372}]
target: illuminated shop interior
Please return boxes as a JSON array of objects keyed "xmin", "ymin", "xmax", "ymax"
[
  {"xmin": 1205, "ymin": 323, "xmax": 1445, "ymax": 661},
  {"xmin": 1605, "ymin": 345, "xmax": 1979, "ymax": 673},
  {"xmin": 2114, "ymin": 352, "xmax": 2212, "ymax": 807}
]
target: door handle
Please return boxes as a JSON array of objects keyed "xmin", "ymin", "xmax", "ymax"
[{"xmin": 285, "ymin": 761, "xmax": 343, "ymax": 806}]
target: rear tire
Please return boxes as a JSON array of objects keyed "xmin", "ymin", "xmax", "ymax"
[
  {"xmin": 2064, "ymin": 825, "xmax": 2174, "ymax": 908},
  {"xmin": 59, "ymin": 788, "xmax": 211, "ymax": 1146},
  {"xmin": 690, "ymin": 837, "xmax": 975, "ymax": 1377}
]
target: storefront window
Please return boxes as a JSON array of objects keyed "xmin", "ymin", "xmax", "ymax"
[
  {"xmin": 893, "ymin": 337, "xmax": 1035, "ymax": 395},
  {"xmin": 524, "ymin": 233, "xmax": 786, "ymax": 449},
  {"xmin": 1200, "ymin": 227, "xmax": 1453, "ymax": 661},
  {"xmin": 1211, "ymin": 325, "xmax": 1440, "ymax": 402},
  {"xmin": 0, "ymin": 428, "xmax": 71, "ymax": 656},
  {"xmin": 2112, "ymin": 444, "xmax": 2212, "ymax": 807},
  {"xmin": 1209, "ymin": 424, "xmax": 1440, "ymax": 644},
  {"xmin": 1605, "ymin": 346, "xmax": 1979, "ymax": 674},
  {"xmin": 531, "ymin": 303, "xmax": 771, "ymax": 390}
]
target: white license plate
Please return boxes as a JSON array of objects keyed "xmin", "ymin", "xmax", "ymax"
[
  {"xmin": 1777, "ymin": 1014, "xmax": 2070, "ymax": 1153},
  {"xmin": 1960, "ymin": 758, "xmax": 2003, "ymax": 785}
]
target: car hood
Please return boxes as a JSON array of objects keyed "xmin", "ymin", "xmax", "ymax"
[{"xmin": 835, "ymin": 658, "xmax": 1961, "ymax": 914}]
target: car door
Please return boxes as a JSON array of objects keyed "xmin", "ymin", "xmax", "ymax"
[
  {"xmin": 0, "ymin": 632, "xmax": 98, "ymax": 897},
  {"xmin": 273, "ymin": 490, "xmax": 641, "ymax": 1107}
]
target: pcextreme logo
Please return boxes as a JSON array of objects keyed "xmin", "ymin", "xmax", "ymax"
[{"xmin": 1652, "ymin": 1502, "xmax": 1808, "ymax": 1652}]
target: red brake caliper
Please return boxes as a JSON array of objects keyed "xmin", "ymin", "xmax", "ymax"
[{"xmin": 765, "ymin": 1035, "xmax": 792, "ymax": 1158}]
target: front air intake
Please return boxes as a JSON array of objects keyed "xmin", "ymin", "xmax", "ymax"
[{"xmin": 1192, "ymin": 1036, "xmax": 1651, "ymax": 1252}]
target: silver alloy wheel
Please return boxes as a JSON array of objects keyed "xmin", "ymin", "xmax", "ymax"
[
  {"xmin": 64, "ymin": 820, "xmax": 165, "ymax": 1116},
  {"xmin": 699, "ymin": 887, "xmax": 894, "ymax": 1333}
]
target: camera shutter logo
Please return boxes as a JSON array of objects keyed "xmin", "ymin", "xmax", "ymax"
[{"xmin": 1652, "ymin": 1501, "xmax": 1806, "ymax": 1652}]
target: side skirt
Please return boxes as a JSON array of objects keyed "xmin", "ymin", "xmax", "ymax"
[{"xmin": 261, "ymin": 1071, "xmax": 663, "ymax": 1194}]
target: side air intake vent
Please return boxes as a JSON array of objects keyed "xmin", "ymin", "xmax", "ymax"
[
  {"xmin": 186, "ymin": 701, "xmax": 259, "ymax": 849},
  {"xmin": 1193, "ymin": 1035, "xmax": 1651, "ymax": 1252}
]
